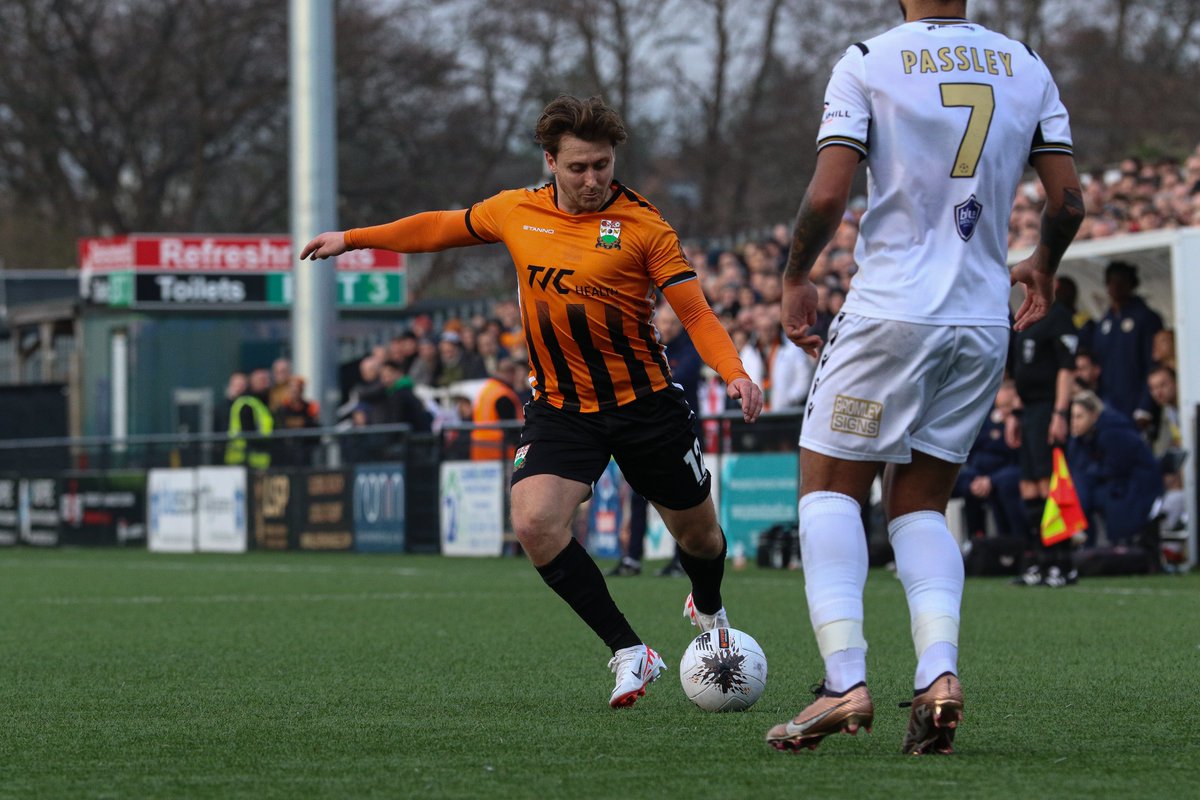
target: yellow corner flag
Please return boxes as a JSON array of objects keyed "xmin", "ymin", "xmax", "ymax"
[{"xmin": 1041, "ymin": 447, "xmax": 1087, "ymax": 546}]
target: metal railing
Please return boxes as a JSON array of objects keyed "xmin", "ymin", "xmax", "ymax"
[
  {"xmin": 0, "ymin": 409, "xmax": 806, "ymax": 473},
  {"xmin": 0, "ymin": 423, "xmax": 423, "ymax": 473}
]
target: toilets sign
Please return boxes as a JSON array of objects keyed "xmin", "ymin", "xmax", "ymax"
[{"xmin": 79, "ymin": 234, "xmax": 406, "ymax": 308}]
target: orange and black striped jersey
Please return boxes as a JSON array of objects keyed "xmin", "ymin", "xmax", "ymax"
[{"xmin": 345, "ymin": 180, "xmax": 749, "ymax": 413}]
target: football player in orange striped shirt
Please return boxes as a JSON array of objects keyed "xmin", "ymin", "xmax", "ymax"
[{"xmin": 302, "ymin": 94, "xmax": 763, "ymax": 709}]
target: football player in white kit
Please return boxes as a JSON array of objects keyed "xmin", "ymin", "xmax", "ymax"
[{"xmin": 766, "ymin": 0, "xmax": 1083, "ymax": 755}]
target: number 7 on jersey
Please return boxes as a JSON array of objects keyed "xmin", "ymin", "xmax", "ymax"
[{"xmin": 940, "ymin": 83, "xmax": 995, "ymax": 178}]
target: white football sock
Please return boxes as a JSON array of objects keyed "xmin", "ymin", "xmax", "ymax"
[
  {"xmin": 799, "ymin": 491, "xmax": 869, "ymax": 693},
  {"xmin": 824, "ymin": 647, "xmax": 867, "ymax": 693},
  {"xmin": 914, "ymin": 641, "xmax": 958, "ymax": 691},
  {"xmin": 888, "ymin": 510, "xmax": 964, "ymax": 690}
]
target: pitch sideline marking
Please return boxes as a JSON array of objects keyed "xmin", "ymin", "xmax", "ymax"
[{"xmin": 16, "ymin": 590, "xmax": 520, "ymax": 606}]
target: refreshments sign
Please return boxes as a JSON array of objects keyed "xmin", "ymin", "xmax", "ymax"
[{"xmin": 79, "ymin": 234, "xmax": 406, "ymax": 308}]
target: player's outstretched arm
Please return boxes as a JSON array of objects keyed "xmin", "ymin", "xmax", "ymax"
[
  {"xmin": 300, "ymin": 231, "xmax": 347, "ymax": 260},
  {"xmin": 661, "ymin": 279, "xmax": 763, "ymax": 423},
  {"xmin": 1011, "ymin": 153, "xmax": 1084, "ymax": 331},
  {"xmin": 301, "ymin": 210, "xmax": 488, "ymax": 261},
  {"xmin": 781, "ymin": 146, "xmax": 858, "ymax": 355}
]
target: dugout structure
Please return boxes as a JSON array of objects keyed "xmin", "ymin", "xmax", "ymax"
[{"xmin": 1010, "ymin": 228, "xmax": 1200, "ymax": 567}]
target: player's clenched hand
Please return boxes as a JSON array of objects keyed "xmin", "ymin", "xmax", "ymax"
[
  {"xmin": 727, "ymin": 378, "xmax": 764, "ymax": 423},
  {"xmin": 781, "ymin": 279, "xmax": 823, "ymax": 357},
  {"xmin": 1010, "ymin": 259, "xmax": 1054, "ymax": 331},
  {"xmin": 300, "ymin": 231, "xmax": 348, "ymax": 261}
]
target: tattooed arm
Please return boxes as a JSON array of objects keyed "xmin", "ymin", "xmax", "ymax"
[
  {"xmin": 1011, "ymin": 153, "xmax": 1085, "ymax": 331},
  {"xmin": 781, "ymin": 146, "xmax": 860, "ymax": 355}
]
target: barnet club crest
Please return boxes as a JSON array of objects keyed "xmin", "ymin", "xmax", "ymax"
[{"xmin": 596, "ymin": 219, "xmax": 622, "ymax": 250}]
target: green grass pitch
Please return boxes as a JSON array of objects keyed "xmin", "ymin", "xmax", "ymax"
[{"xmin": 0, "ymin": 549, "xmax": 1196, "ymax": 799}]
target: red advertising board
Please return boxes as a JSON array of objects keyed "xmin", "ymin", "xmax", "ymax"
[{"xmin": 78, "ymin": 234, "xmax": 403, "ymax": 272}]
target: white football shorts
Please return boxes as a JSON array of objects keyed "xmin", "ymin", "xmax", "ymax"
[{"xmin": 799, "ymin": 312, "xmax": 1008, "ymax": 464}]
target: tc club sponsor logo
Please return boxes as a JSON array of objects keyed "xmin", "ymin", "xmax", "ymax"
[{"xmin": 526, "ymin": 265, "xmax": 574, "ymax": 294}]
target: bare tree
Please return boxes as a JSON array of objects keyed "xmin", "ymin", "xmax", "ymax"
[
  {"xmin": 666, "ymin": 0, "xmax": 893, "ymax": 239},
  {"xmin": 0, "ymin": 0, "xmax": 289, "ymax": 268},
  {"xmin": 1, "ymin": 0, "xmax": 1196, "ymax": 275}
]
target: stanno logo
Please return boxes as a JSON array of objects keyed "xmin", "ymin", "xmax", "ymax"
[
  {"xmin": 522, "ymin": 225, "xmax": 555, "ymax": 235},
  {"xmin": 596, "ymin": 219, "xmax": 622, "ymax": 250}
]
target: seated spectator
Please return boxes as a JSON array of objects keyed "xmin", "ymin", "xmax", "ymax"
[
  {"xmin": 1144, "ymin": 365, "xmax": 1187, "ymax": 536},
  {"xmin": 268, "ymin": 357, "xmax": 293, "ymax": 412},
  {"xmin": 387, "ymin": 333, "xmax": 418, "ymax": 373},
  {"xmin": 712, "ymin": 282, "xmax": 741, "ymax": 316},
  {"xmin": 436, "ymin": 331, "xmax": 487, "ymax": 386},
  {"xmin": 380, "ymin": 360, "xmax": 433, "ymax": 433},
  {"xmin": 214, "ymin": 371, "xmax": 248, "ymax": 433},
  {"xmin": 1146, "ymin": 365, "xmax": 1183, "ymax": 459},
  {"xmin": 273, "ymin": 376, "xmax": 319, "ymax": 466},
  {"xmin": 475, "ymin": 328, "xmax": 509, "ymax": 376},
  {"xmin": 808, "ymin": 283, "xmax": 835, "ymax": 342},
  {"xmin": 408, "ymin": 336, "xmax": 441, "ymax": 387},
  {"xmin": 1152, "ymin": 328, "xmax": 1176, "ymax": 371},
  {"xmin": 1074, "ymin": 349, "xmax": 1101, "ymax": 393},
  {"xmin": 827, "ymin": 288, "xmax": 846, "ymax": 319},
  {"xmin": 750, "ymin": 303, "xmax": 813, "ymax": 412},
  {"xmin": 953, "ymin": 381, "xmax": 1023, "ymax": 538},
  {"xmin": 495, "ymin": 357, "xmax": 533, "ymax": 405},
  {"xmin": 341, "ymin": 402, "xmax": 389, "ymax": 463},
  {"xmin": 492, "ymin": 300, "xmax": 524, "ymax": 354},
  {"xmin": 349, "ymin": 353, "xmax": 389, "ymax": 425},
  {"xmin": 1054, "ymin": 276, "xmax": 1094, "ymax": 353},
  {"xmin": 1066, "ymin": 390, "xmax": 1162, "ymax": 546},
  {"xmin": 733, "ymin": 327, "xmax": 762, "ymax": 389}
]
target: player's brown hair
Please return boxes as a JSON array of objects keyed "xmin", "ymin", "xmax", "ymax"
[{"xmin": 534, "ymin": 95, "xmax": 627, "ymax": 156}]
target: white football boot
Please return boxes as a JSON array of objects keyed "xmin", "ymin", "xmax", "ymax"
[
  {"xmin": 607, "ymin": 644, "xmax": 665, "ymax": 708},
  {"xmin": 683, "ymin": 592, "xmax": 730, "ymax": 632}
]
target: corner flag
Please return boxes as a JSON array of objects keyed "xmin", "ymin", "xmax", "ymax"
[{"xmin": 1041, "ymin": 447, "xmax": 1087, "ymax": 546}]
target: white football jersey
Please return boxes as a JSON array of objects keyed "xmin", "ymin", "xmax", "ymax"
[{"xmin": 818, "ymin": 17, "xmax": 1073, "ymax": 326}]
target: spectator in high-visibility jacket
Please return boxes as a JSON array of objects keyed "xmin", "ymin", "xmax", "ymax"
[
  {"xmin": 225, "ymin": 368, "xmax": 274, "ymax": 469},
  {"xmin": 470, "ymin": 369, "xmax": 523, "ymax": 461}
]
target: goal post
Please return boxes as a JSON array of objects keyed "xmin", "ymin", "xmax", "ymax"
[{"xmin": 1011, "ymin": 228, "xmax": 1200, "ymax": 568}]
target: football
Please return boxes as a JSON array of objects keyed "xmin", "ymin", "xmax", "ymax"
[{"xmin": 679, "ymin": 627, "xmax": 767, "ymax": 712}]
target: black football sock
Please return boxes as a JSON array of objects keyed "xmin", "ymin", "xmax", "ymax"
[
  {"xmin": 537, "ymin": 538, "xmax": 641, "ymax": 653},
  {"xmin": 1050, "ymin": 540, "xmax": 1074, "ymax": 572},
  {"xmin": 1024, "ymin": 499, "xmax": 1048, "ymax": 568},
  {"xmin": 678, "ymin": 532, "xmax": 727, "ymax": 615}
]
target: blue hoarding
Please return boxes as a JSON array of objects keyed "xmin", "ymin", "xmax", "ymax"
[{"xmin": 353, "ymin": 463, "xmax": 406, "ymax": 553}]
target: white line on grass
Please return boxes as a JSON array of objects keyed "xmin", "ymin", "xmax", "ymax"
[
  {"xmin": 19, "ymin": 591, "xmax": 505, "ymax": 606},
  {"xmin": 1069, "ymin": 585, "xmax": 1199, "ymax": 599},
  {"xmin": 0, "ymin": 557, "xmax": 420, "ymax": 577}
]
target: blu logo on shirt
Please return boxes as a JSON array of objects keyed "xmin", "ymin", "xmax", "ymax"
[{"xmin": 954, "ymin": 195, "xmax": 983, "ymax": 242}]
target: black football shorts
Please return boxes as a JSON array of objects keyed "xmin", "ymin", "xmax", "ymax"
[
  {"xmin": 1018, "ymin": 400, "xmax": 1055, "ymax": 481},
  {"xmin": 510, "ymin": 387, "xmax": 711, "ymax": 510}
]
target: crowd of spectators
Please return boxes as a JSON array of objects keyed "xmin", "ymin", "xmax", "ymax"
[
  {"xmin": 215, "ymin": 145, "xmax": 1199, "ymax": 520},
  {"xmin": 1010, "ymin": 144, "xmax": 1200, "ymax": 248}
]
